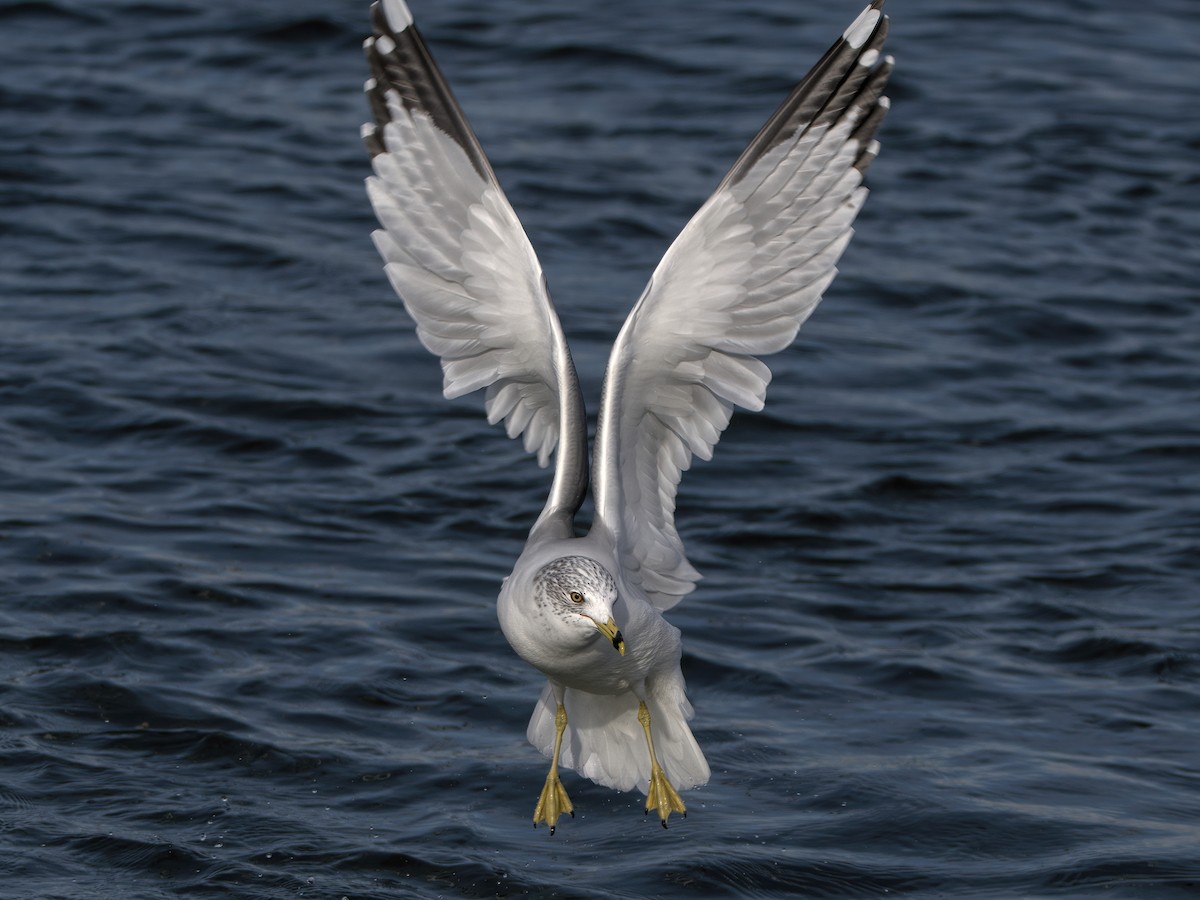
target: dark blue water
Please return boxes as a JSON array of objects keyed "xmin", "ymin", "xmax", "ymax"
[{"xmin": 2, "ymin": 0, "xmax": 1198, "ymax": 896}]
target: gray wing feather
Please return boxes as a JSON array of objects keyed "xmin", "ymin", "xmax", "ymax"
[
  {"xmin": 363, "ymin": 0, "xmax": 587, "ymax": 535},
  {"xmin": 592, "ymin": 1, "xmax": 893, "ymax": 608}
]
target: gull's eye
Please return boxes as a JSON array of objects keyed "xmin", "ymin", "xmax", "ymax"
[{"xmin": 569, "ymin": 590, "xmax": 585, "ymax": 604}]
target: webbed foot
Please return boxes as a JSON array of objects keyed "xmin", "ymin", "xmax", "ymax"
[
  {"xmin": 533, "ymin": 770, "xmax": 574, "ymax": 835},
  {"xmin": 644, "ymin": 762, "xmax": 686, "ymax": 828}
]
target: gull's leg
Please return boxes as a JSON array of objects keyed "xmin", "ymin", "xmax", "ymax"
[
  {"xmin": 532, "ymin": 687, "xmax": 573, "ymax": 834},
  {"xmin": 637, "ymin": 700, "xmax": 686, "ymax": 828}
]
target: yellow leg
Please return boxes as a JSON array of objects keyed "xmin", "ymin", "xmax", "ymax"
[
  {"xmin": 532, "ymin": 703, "xmax": 573, "ymax": 834},
  {"xmin": 637, "ymin": 701, "xmax": 686, "ymax": 828}
]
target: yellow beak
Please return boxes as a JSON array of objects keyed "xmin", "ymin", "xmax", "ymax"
[{"xmin": 594, "ymin": 616, "xmax": 626, "ymax": 656}]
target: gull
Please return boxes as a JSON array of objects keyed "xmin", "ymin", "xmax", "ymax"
[{"xmin": 361, "ymin": 0, "xmax": 892, "ymax": 833}]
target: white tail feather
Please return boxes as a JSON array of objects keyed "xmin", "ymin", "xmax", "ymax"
[{"xmin": 527, "ymin": 675, "xmax": 710, "ymax": 794}]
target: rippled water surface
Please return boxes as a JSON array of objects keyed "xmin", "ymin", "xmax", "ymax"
[{"xmin": 2, "ymin": 0, "xmax": 1199, "ymax": 896}]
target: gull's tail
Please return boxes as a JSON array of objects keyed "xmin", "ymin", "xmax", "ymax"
[{"xmin": 526, "ymin": 672, "xmax": 709, "ymax": 794}]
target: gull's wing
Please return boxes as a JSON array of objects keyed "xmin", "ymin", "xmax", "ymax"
[
  {"xmin": 363, "ymin": 0, "xmax": 587, "ymax": 536},
  {"xmin": 592, "ymin": 2, "xmax": 893, "ymax": 608}
]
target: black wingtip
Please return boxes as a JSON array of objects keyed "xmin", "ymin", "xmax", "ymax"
[
  {"xmin": 361, "ymin": 0, "xmax": 497, "ymax": 182},
  {"xmin": 717, "ymin": 0, "xmax": 893, "ymax": 192}
]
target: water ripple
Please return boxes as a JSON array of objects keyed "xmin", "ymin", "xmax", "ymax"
[{"xmin": 2, "ymin": 0, "xmax": 1199, "ymax": 896}]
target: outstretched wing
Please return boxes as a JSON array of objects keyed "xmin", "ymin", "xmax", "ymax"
[
  {"xmin": 363, "ymin": 0, "xmax": 587, "ymax": 532},
  {"xmin": 592, "ymin": 2, "xmax": 893, "ymax": 608}
]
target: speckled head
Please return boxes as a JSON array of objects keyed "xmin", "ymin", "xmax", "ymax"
[{"xmin": 532, "ymin": 556, "xmax": 625, "ymax": 655}]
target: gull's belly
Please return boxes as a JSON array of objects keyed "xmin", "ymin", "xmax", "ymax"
[
  {"xmin": 522, "ymin": 620, "xmax": 674, "ymax": 695},
  {"xmin": 554, "ymin": 658, "xmax": 640, "ymax": 695},
  {"xmin": 524, "ymin": 640, "xmax": 646, "ymax": 695}
]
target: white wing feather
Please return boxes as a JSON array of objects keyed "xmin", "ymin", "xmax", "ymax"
[
  {"xmin": 593, "ymin": 2, "xmax": 893, "ymax": 609},
  {"xmin": 363, "ymin": 0, "xmax": 570, "ymax": 470}
]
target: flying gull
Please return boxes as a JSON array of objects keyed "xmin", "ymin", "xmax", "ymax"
[{"xmin": 361, "ymin": 0, "xmax": 892, "ymax": 833}]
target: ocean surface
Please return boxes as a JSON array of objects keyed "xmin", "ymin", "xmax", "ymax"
[{"xmin": 2, "ymin": 0, "xmax": 1198, "ymax": 896}]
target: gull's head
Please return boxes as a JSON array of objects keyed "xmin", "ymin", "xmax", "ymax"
[{"xmin": 532, "ymin": 556, "xmax": 625, "ymax": 656}]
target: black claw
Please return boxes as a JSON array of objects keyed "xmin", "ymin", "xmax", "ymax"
[
  {"xmin": 683, "ymin": 812, "xmax": 688, "ymax": 818},
  {"xmin": 570, "ymin": 811, "xmax": 575, "ymax": 818},
  {"xmin": 661, "ymin": 820, "xmax": 668, "ymax": 830},
  {"xmin": 549, "ymin": 826, "xmax": 556, "ymax": 836}
]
